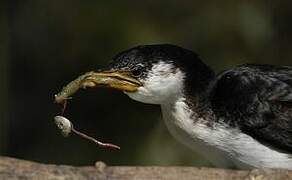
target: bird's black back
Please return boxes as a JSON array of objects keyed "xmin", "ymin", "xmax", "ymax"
[{"xmin": 210, "ymin": 64, "xmax": 292, "ymax": 153}]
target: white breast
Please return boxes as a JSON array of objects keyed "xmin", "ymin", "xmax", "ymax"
[{"xmin": 161, "ymin": 97, "xmax": 292, "ymax": 169}]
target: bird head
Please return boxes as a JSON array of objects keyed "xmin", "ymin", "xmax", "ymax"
[{"xmin": 89, "ymin": 44, "xmax": 215, "ymax": 105}]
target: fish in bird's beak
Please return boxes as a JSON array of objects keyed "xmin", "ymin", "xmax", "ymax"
[
  {"xmin": 82, "ymin": 71, "xmax": 142, "ymax": 92},
  {"xmin": 54, "ymin": 70, "xmax": 142, "ymax": 105}
]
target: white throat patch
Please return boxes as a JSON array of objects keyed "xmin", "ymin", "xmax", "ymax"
[{"xmin": 125, "ymin": 61, "xmax": 185, "ymax": 104}]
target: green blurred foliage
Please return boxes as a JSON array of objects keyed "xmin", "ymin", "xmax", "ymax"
[{"xmin": 1, "ymin": 0, "xmax": 292, "ymax": 166}]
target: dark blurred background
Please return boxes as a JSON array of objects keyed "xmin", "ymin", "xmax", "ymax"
[{"xmin": 1, "ymin": 1, "xmax": 292, "ymax": 166}]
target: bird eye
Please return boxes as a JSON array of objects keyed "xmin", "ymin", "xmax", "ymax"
[{"xmin": 132, "ymin": 68, "xmax": 142, "ymax": 77}]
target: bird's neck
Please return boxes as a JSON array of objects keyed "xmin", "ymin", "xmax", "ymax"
[
  {"xmin": 159, "ymin": 64, "xmax": 227, "ymax": 165},
  {"xmin": 182, "ymin": 62, "xmax": 216, "ymax": 117},
  {"xmin": 158, "ymin": 59, "xmax": 217, "ymax": 137},
  {"xmin": 160, "ymin": 95, "xmax": 232, "ymax": 167},
  {"xmin": 159, "ymin": 60, "xmax": 216, "ymax": 120},
  {"xmin": 159, "ymin": 66, "xmax": 217, "ymax": 129},
  {"xmin": 185, "ymin": 65, "xmax": 215, "ymax": 102},
  {"xmin": 160, "ymin": 90, "xmax": 215, "ymax": 127}
]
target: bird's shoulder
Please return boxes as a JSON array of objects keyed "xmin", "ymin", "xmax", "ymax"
[{"xmin": 210, "ymin": 63, "xmax": 292, "ymax": 153}]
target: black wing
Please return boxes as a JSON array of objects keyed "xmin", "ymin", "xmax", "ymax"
[{"xmin": 211, "ymin": 64, "xmax": 292, "ymax": 153}]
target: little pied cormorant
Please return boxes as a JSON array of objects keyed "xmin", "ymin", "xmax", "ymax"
[{"xmin": 74, "ymin": 44, "xmax": 292, "ymax": 169}]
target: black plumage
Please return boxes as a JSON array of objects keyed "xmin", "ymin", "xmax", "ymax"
[
  {"xmin": 109, "ymin": 44, "xmax": 292, "ymax": 155},
  {"xmin": 211, "ymin": 64, "xmax": 292, "ymax": 153}
]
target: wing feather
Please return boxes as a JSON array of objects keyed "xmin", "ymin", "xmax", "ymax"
[{"xmin": 211, "ymin": 64, "xmax": 292, "ymax": 153}]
